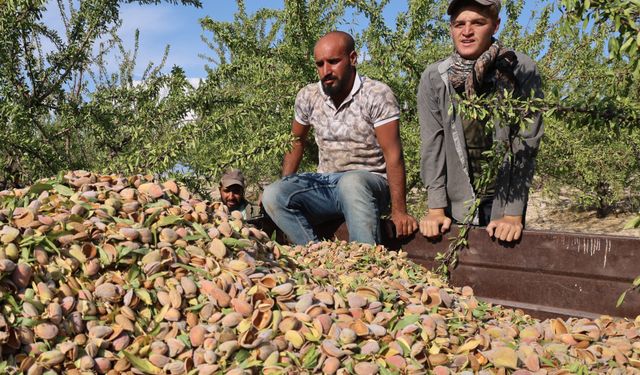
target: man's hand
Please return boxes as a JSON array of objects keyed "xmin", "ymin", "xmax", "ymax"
[
  {"xmin": 419, "ymin": 208, "xmax": 452, "ymax": 238},
  {"xmin": 391, "ymin": 211, "xmax": 418, "ymax": 237},
  {"xmin": 486, "ymin": 215, "xmax": 523, "ymax": 242}
]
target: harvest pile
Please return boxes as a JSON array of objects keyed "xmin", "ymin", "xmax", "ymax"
[{"xmin": 0, "ymin": 171, "xmax": 638, "ymax": 375}]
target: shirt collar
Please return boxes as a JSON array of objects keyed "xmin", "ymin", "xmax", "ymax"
[{"xmin": 344, "ymin": 73, "xmax": 362, "ymax": 103}]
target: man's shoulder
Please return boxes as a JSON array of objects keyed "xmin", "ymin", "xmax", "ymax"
[
  {"xmin": 360, "ymin": 76, "xmax": 389, "ymax": 88},
  {"xmin": 513, "ymin": 51, "xmax": 539, "ymax": 72},
  {"xmin": 420, "ymin": 58, "xmax": 450, "ymax": 80},
  {"xmin": 296, "ymin": 81, "xmax": 322, "ymax": 99},
  {"xmin": 418, "ymin": 58, "xmax": 450, "ymax": 89},
  {"xmin": 512, "ymin": 51, "xmax": 541, "ymax": 91},
  {"xmin": 359, "ymin": 76, "xmax": 395, "ymax": 94}
]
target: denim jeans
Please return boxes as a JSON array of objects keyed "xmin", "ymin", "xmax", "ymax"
[{"xmin": 262, "ymin": 170, "xmax": 390, "ymax": 245}]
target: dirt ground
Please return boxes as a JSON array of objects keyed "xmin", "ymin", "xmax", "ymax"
[{"xmin": 526, "ymin": 190, "xmax": 640, "ymax": 237}]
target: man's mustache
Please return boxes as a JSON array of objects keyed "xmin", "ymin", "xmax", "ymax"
[{"xmin": 322, "ymin": 75, "xmax": 337, "ymax": 82}]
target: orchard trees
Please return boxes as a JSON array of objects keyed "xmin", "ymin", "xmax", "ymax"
[{"xmin": 0, "ymin": 0, "xmax": 201, "ymax": 187}]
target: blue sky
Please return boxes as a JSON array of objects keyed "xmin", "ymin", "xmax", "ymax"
[
  {"xmin": 115, "ymin": 0, "xmax": 409, "ymax": 79},
  {"xmin": 43, "ymin": 1, "xmax": 546, "ymax": 80}
]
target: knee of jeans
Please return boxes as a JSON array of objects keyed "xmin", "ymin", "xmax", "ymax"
[
  {"xmin": 336, "ymin": 171, "xmax": 374, "ymax": 198},
  {"xmin": 262, "ymin": 182, "xmax": 285, "ymax": 214}
]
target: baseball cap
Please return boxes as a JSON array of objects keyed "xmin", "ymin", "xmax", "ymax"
[
  {"xmin": 447, "ymin": 0, "xmax": 501, "ymax": 15},
  {"xmin": 220, "ymin": 169, "xmax": 245, "ymax": 189}
]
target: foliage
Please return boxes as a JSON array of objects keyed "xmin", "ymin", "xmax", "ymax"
[
  {"xmin": 0, "ymin": 0, "xmax": 119, "ymax": 186},
  {"xmin": 0, "ymin": 0, "xmax": 202, "ymax": 190},
  {"xmin": 538, "ymin": 120, "xmax": 640, "ymax": 216},
  {"xmin": 554, "ymin": 1, "xmax": 640, "ymax": 222},
  {"xmin": 496, "ymin": 1, "xmax": 640, "ymax": 216},
  {"xmin": 560, "ymin": 0, "xmax": 640, "ymax": 75}
]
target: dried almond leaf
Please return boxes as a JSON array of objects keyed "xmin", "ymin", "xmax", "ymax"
[
  {"xmin": 456, "ymin": 338, "xmax": 481, "ymax": 354},
  {"xmin": 485, "ymin": 347, "xmax": 518, "ymax": 369},
  {"xmin": 123, "ymin": 351, "xmax": 162, "ymax": 374}
]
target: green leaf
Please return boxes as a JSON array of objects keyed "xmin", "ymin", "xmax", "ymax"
[
  {"xmin": 28, "ymin": 182, "xmax": 53, "ymax": 195},
  {"xmin": 633, "ymin": 276, "xmax": 640, "ymax": 287},
  {"xmin": 2, "ymin": 293, "xmax": 20, "ymax": 311},
  {"xmin": 127, "ymin": 264, "xmax": 141, "ymax": 283},
  {"xmin": 175, "ymin": 263, "xmax": 212, "ymax": 278},
  {"xmin": 123, "ymin": 351, "xmax": 162, "ymax": 374},
  {"xmin": 43, "ymin": 238, "xmax": 61, "ymax": 256},
  {"xmin": 157, "ymin": 215, "xmax": 182, "ymax": 227},
  {"xmin": 235, "ymin": 348, "xmax": 250, "ymax": 363},
  {"xmin": 393, "ymin": 314, "xmax": 421, "ymax": 332},
  {"xmin": 190, "ymin": 222, "xmax": 211, "ymax": 241},
  {"xmin": 540, "ymin": 356, "xmax": 556, "ymax": 367},
  {"xmin": 222, "ymin": 238, "xmax": 252, "ymax": 249},
  {"xmin": 97, "ymin": 246, "xmax": 112, "ymax": 266},
  {"xmin": 616, "ymin": 291, "xmax": 626, "ymax": 308},
  {"xmin": 285, "ymin": 351, "xmax": 301, "ymax": 367},
  {"xmin": 380, "ymin": 366, "xmax": 394, "ymax": 375},
  {"xmin": 620, "ymin": 35, "xmax": 635, "ymax": 53},
  {"xmin": 145, "ymin": 201, "xmax": 170, "ymax": 208},
  {"xmin": 302, "ymin": 345, "xmax": 320, "ymax": 369},
  {"xmin": 112, "ymin": 217, "xmax": 135, "ymax": 226},
  {"xmin": 52, "ymin": 183, "xmax": 74, "ymax": 197},
  {"xmin": 144, "ymin": 210, "xmax": 162, "ymax": 228},
  {"xmin": 135, "ymin": 289, "xmax": 153, "ymax": 305},
  {"xmin": 183, "ymin": 235, "xmax": 204, "ymax": 241},
  {"xmin": 185, "ymin": 303, "xmax": 206, "ymax": 312},
  {"xmin": 623, "ymin": 215, "xmax": 640, "ymax": 229}
]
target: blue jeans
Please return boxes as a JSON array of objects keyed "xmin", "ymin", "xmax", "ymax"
[{"xmin": 262, "ymin": 171, "xmax": 390, "ymax": 245}]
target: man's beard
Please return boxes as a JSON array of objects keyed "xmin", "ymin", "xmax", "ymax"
[{"xmin": 321, "ymin": 77, "xmax": 343, "ymax": 97}]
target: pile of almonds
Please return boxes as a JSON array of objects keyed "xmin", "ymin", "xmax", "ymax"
[{"xmin": 0, "ymin": 171, "xmax": 637, "ymax": 374}]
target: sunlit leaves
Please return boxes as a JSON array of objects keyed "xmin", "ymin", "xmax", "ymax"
[{"xmin": 560, "ymin": 0, "xmax": 640, "ymax": 75}]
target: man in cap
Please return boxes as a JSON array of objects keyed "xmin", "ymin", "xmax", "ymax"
[
  {"xmin": 262, "ymin": 31, "xmax": 417, "ymax": 245},
  {"xmin": 219, "ymin": 169, "xmax": 260, "ymax": 220},
  {"xmin": 418, "ymin": 0, "xmax": 543, "ymax": 242}
]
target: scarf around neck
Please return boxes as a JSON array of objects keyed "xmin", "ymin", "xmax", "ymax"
[{"xmin": 448, "ymin": 40, "xmax": 518, "ymax": 97}]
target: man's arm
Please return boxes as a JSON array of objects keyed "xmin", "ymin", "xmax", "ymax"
[
  {"xmin": 281, "ymin": 120, "xmax": 310, "ymax": 177},
  {"xmin": 375, "ymin": 120, "xmax": 418, "ymax": 237},
  {"xmin": 417, "ymin": 70, "xmax": 452, "ymax": 237}
]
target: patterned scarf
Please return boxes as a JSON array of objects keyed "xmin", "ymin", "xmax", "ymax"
[{"xmin": 448, "ymin": 39, "xmax": 518, "ymax": 97}]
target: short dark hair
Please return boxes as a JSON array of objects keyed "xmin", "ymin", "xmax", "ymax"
[{"xmin": 449, "ymin": 0, "xmax": 499, "ymax": 21}]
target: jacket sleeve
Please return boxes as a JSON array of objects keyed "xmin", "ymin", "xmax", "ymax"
[
  {"xmin": 418, "ymin": 69, "xmax": 448, "ymax": 209},
  {"xmin": 501, "ymin": 56, "xmax": 544, "ymax": 216}
]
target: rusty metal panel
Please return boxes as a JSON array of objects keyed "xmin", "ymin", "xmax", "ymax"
[{"xmin": 318, "ymin": 222, "xmax": 640, "ymax": 319}]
